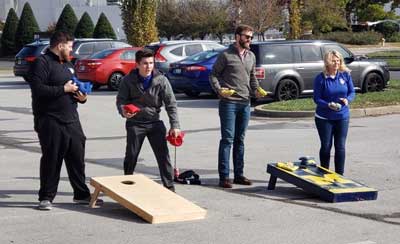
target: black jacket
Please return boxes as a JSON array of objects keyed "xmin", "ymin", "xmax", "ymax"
[{"xmin": 28, "ymin": 50, "xmax": 83, "ymax": 123}]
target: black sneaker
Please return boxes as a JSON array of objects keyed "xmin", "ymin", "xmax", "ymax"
[
  {"xmin": 73, "ymin": 197, "xmax": 104, "ymax": 205},
  {"xmin": 38, "ymin": 200, "xmax": 52, "ymax": 210}
]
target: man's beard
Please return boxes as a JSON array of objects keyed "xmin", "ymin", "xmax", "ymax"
[
  {"xmin": 61, "ymin": 49, "xmax": 71, "ymax": 62},
  {"xmin": 239, "ymin": 39, "xmax": 250, "ymax": 49}
]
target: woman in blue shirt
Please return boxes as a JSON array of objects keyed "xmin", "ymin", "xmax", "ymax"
[{"xmin": 313, "ymin": 50, "xmax": 355, "ymax": 175}]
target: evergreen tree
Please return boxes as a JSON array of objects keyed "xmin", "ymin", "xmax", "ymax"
[
  {"xmin": 55, "ymin": 4, "xmax": 78, "ymax": 36},
  {"xmin": 75, "ymin": 12, "xmax": 94, "ymax": 38},
  {"xmin": 93, "ymin": 13, "xmax": 116, "ymax": 39},
  {"xmin": 15, "ymin": 2, "xmax": 40, "ymax": 51},
  {"xmin": 121, "ymin": 0, "xmax": 158, "ymax": 46},
  {"xmin": 1, "ymin": 8, "xmax": 19, "ymax": 55}
]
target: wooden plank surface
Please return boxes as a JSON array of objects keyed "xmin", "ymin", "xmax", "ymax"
[{"xmin": 90, "ymin": 174, "xmax": 207, "ymax": 224}]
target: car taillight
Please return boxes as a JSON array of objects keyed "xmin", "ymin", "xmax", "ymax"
[
  {"xmin": 185, "ymin": 65, "xmax": 206, "ymax": 72},
  {"xmin": 25, "ymin": 56, "xmax": 36, "ymax": 62},
  {"xmin": 154, "ymin": 46, "xmax": 167, "ymax": 62},
  {"xmin": 255, "ymin": 67, "xmax": 265, "ymax": 79},
  {"xmin": 87, "ymin": 62, "xmax": 102, "ymax": 68}
]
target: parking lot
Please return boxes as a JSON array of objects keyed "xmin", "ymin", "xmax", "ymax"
[{"xmin": 0, "ymin": 71, "xmax": 399, "ymax": 244}]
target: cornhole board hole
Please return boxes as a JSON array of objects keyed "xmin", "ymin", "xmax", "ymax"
[
  {"xmin": 266, "ymin": 161, "xmax": 378, "ymax": 202},
  {"xmin": 89, "ymin": 174, "xmax": 207, "ymax": 224}
]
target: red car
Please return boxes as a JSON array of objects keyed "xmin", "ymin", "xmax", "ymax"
[{"xmin": 75, "ymin": 47, "xmax": 141, "ymax": 90}]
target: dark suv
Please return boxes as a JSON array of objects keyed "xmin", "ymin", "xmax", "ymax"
[
  {"xmin": 14, "ymin": 39, "xmax": 131, "ymax": 81},
  {"xmin": 250, "ymin": 40, "xmax": 390, "ymax": 101}
]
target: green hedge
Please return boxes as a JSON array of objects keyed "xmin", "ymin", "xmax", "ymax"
[{"xmin": 310, "ymin": 31, "xmax": 383, "ymax": 45}]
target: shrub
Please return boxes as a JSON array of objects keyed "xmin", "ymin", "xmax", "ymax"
[
  {"xmin": 1, "ymin": 8, "xmax": 19, "ymax": 55},
  {"xmin": 311, "ymin": 31, "xmax": 382, "ymax": 45},
  {"xmin": 93, "ymin": 13, "xmax": 116, "ymax": 39},
  {"xmin": 15, "ymin": 2, "xmax": 40, "ymax": 52},
  {"xmin": 55, "ymin": 4, "xmax": 78, "ymax": 36},
  {"xmin": 74, "ymin": 12, "xmax": 94, "ymax": 38}
]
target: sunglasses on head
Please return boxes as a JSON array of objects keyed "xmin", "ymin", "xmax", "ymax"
[{"xmin": 240, "ymin": 33, "xmax": 253, "ymax": 40}]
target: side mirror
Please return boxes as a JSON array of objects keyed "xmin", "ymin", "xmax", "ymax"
[{"xmin": 344, "ymin": 56, "xmax": 354, "ymax": 64}]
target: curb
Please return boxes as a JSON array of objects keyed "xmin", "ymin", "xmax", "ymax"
[{"xmin": 254, "ymin": 104, "xmax": 400, "ymax": 118}]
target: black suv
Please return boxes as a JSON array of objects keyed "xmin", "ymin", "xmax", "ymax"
[
  {"xmin": 14, "ymin": 38, "xmax": 131, "ymax": 81},
  {"xmin": 250, "ymin": 40, "xmax": 390, "ymax": 101}
]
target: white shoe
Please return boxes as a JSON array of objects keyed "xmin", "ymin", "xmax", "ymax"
[{"xmin": 38, "ymin": 200, "xmax": 52, "ymax": 210}]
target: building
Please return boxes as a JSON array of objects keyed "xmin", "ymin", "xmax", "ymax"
[{"xmin": 0, "ymin": 0, "xmax": 125, "ymax": 39}]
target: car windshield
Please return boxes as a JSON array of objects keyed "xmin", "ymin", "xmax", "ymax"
[
  {"xmin": 18, "ymin": 46, "xmax": 42, "ymax": 56},
  {"xmin": 184, "ymin": 50, "xmax": 222, "ymax": 62},
  {"xmin": 89, "ymin": 49, "xmax": 115, "ymax": 59}
]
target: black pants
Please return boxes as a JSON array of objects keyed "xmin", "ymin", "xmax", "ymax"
[
  {"xmin": 124, "ymin": 121, "xmax": 174, "ymax": 189},
  {"xmin": 35, "ymin": 116, "xmax": 91, "ymax": 202}
]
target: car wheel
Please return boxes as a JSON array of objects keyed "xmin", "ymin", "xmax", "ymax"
[
  {"xmin": 362, "ymin": 73, "xmax": 384, "ymax": 93},
  {"xmin": 184, "ymin": 90, "xmax": 200, "ymax": 98},
  {"xmin": 275, "ymin": 79, "xmax": 299, "ymax": 101},
  {"xmin": 108, "ymin": 72, "xmax": 124, "ymax": 91}
]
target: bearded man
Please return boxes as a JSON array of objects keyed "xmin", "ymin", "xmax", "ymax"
[
  {"xmin": 209, "ymin": 24, "xmax": 264, "ymax": 188},
  {"xmin": 28, "ymin": 31, "xmax": 100, "ymax": 210}
]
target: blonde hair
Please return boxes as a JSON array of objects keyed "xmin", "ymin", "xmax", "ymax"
[{"xmin": 323, "ymin": 50, "xmax": 350, "ymax": 74}]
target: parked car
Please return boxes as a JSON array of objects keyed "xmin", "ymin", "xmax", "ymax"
[
  {"xmin": 168, "ymin": 48, "xmax": 226, "ymax": 97},
  {"xmin": 75, "ymin": 47, "xmax": 141, "ymax": 90},
  {"xmin": 145, "ymin": 40, "xmax": 225, "ymax": 74},
  {"xmin": 250, "ymin": 40, "xmax": 390, "ymax": 101},
  {"xmin": 13, "ymin": 38, "xmax": 131, "ymax": 81},
  {"xmin": 13, "ymin": 39, "xmax": 49, "ymax": 81}
]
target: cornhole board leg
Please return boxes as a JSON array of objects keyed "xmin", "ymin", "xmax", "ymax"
[
  {"xmin": 89, "ymin": 174, "xmax": 207, "ymax": 224},
  {"xmin": 89, "ymin": 185, "xmax": 101, "ymax": 208},
  {"xmin": 267, "ymin": 175, "xmax": 277, "ymax": 190}
]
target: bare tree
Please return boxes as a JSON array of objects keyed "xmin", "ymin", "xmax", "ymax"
[{"xmin": 240, "ymin": 0, "xmax": 284, "ymax": 40}]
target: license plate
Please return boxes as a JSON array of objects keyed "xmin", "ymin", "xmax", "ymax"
[
  {"xmin": 17, "ymin": 60, "xmax": 22, "ymax": 64},
  {"xmin": 173, "ymin": 68, "xmax": 181, "ymax": 74},
  {"xmin": 79, "ymin": 66, "xmax": 86, "ymax": 71}
]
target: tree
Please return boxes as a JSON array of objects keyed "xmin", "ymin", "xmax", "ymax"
[
  {"xmin": 156, "ymin": 0, "xmax": 181, "ymax": 40},
  {"xmin": 15, "ymin": 2, "xmax": 40, "ymax": 52},
  {"xmin": 288, "ymin": 0, "xmax": 301, "ymax": 39},
  {"xmin": 208, "ymin": 1, "xmax": 231, "ymax": 43},
  {"xmin": 55, "ymin": 4, "xmax": 78, "ymax": 36},
  {"xmin": 241, "ymin": 0, "xmax": 284, "ymax": 41},
  {"xmin": 1, "ymin": 8, "xmax": 19, "ymax": 55},
  {"xmin": 344, "ymin": 1, "xmax": 400, "ymax": 24},
  {"xmin": 302, "ymin": 0, "xmax": 348, "ymax": 34},
  {"xmin": 121, "ymin": 0, "xmax": 158, "ymax": 46},
  {"xmin": 75, "ymin": 12, "xmax": 94, "ymax": 38},
  {"xmin": 93, "ymin": 13, "xmax": 116, "ymax": 39}
]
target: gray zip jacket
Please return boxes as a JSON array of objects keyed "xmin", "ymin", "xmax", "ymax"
[
  {"xmin": 116, "ymin": 69, "xmax": 180, "ymax": 129},
  {"xmin": 209, "ymin": 44, "xmax": 259, "ymax": 102}
]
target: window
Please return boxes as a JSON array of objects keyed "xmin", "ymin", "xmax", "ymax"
[
  {"xmin": 113, "ymin": 42, "xmax": 131, "ymax": 48},
  {"xmin": 120, "ymin": 50, "xmax": 137, "ymax": 60},
  {"xmin": 170, "ymin": 46, "xmax": 183, "ymax": 56},
  {"xmin": 185, "ymin": 44, "xmax": 203, "ymax": 56},
  {"xmin": 299, "ymin": 45, "xmax": 322, "ymax": 62},
  {"xmin": 323, "ymin": 44, "xmax": 351, "ymax": 59},
  {"xmin": 260, "ymin": 45, "xmax": 293, "ymax": 64},
  {"xmin": 94, "ymin": 42, "xmax": 112, "ymax": 53},
  {"xmin": 77, "ymin": 43, "xmax": 94, "ymax": 55},
  {"xmin": 90, "ymin": 49, "xmax": 115, "ymax": 59}
]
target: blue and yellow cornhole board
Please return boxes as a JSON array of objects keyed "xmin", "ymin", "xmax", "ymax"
[{"xmin": 266, "ymin": 158, "xmax": 378, "ymax": 202}]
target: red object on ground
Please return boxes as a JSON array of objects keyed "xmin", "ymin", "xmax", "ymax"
[
  {"xmin": 123, "ymin": 104, "xmax": 141, "ymax": 114},
  {"xmin": 166, "ymin": 132, "xmax": 185, "ymax": 147}
]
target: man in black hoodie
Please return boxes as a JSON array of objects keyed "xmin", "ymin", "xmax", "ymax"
[
  {"xmin": 116, "ymin": 49, "xmax": 181, "ymax": 191},
  {"xmin": 29, "ymin": 31, "xmax": 99, "ymax": 210}
]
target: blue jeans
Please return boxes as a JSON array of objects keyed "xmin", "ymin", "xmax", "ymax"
[
  {"xmin": 315, "ymin": 117, "xmax": 349, "ymax": 175},
  {"xmin": 218, "ymin": 100, "xmax": 250, "ymax": 180}
]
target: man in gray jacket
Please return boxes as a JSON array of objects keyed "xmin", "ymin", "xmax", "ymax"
[
  {"xmin": 210, "ymin": 24, "xmax": 264, "ymax": 188},
  {"xmin": 116, "ymin": 49, "xmax": 181, "ymax": 191}
]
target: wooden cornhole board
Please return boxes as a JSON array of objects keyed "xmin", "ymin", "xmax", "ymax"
[{"xmin": 89, "ymin": 174, "xmax": 207, "ymax": 224}]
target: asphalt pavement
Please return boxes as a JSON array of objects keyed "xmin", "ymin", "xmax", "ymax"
[{"xmin": 0, "ymin": 74, "xmax": 399, "ymax": 244}]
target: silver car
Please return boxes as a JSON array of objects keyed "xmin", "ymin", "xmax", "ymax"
[
  {"xmin": 146, "ymin": 40, "xmax": 225, "ymax": 74},
  {"xmin": 250, "ymin": 40, "xmax": 390, "ymax": 101}
]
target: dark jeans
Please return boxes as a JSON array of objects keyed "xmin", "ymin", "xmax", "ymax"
[
  {"xmin": 315, "ymin": 117, "xmax": 349, "ymax": 175},
  {"xmin": 218, "ymin": 100, "xmax": 250, "ymax": 180},
  {"xmin": 124, "ymin": 120, "xmax": 174, "ymax": 189},
  {"xmin": 35, "ymin": 116, "xmax": 91, "ymax": 202}
]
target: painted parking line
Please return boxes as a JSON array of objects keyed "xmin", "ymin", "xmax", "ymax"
[{"xmin": 347, "ymin": 241, "xmax": 376, "ymax": 244}]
